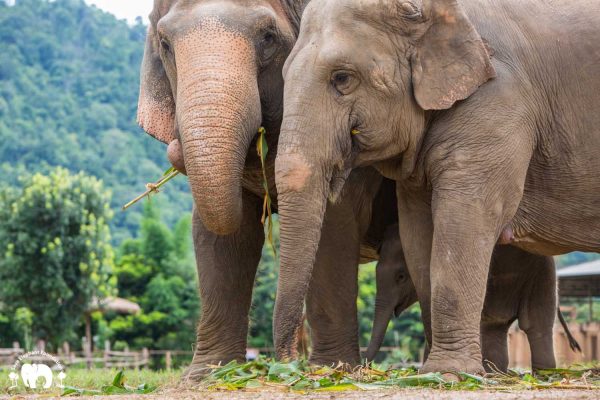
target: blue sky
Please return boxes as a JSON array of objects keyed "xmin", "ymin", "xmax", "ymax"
[{"xmin": 85, "ymin": 0, "xmax": 153, "ymax": 23}]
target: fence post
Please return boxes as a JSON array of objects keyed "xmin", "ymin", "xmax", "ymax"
[
  {"xmin": 142, "ymin": 348, "xmax": 149, "ymax": 368},
  {"xmin": 165, "ymin": 351, "xmax": 172, "ymax": 371},
  {"xmin": 10, "ymin": 342, "xmax": 21, "ymax": 365},
  {"xmin": 62, "ymin": 341, "xmax": 70, "ymax": 357},
  {"xmin": 82, "ymin": 336, "xmax": 93, "ymax": 369},
  {"xmin": 103, "ymin": 340, "xmax": 110, "ymax": 369}
]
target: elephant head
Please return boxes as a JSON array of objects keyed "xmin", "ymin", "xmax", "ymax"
[
  {"xmin": 20, "ymin": 363, "xmax": 53, "ymax": 389},
  {"xmin": 137, "ymin": 0, "xmax": 305, "ymax": 234},
  {"xmin": 274, "ymin": 0, "xmax": 494, "ymax": 358},
  {"xmin": 365, "ymin": 224, "xmax": 417, "ymax": 361}
]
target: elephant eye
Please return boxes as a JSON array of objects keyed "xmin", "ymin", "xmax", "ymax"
[
  {"xmin": 333, "ymin": 73, "xmax": 349, "ymax": 85},
  {"xmin": 258, "ymin": 30, "xmax": 279, "ymax": 64},
  {"xmin": 331, "ymin": 70, "xmax": 358, "ymax": 96},
  {"xmin": 160, "ymin": 39, "xmax": 172, "ymax": 55},
  {"xmin": 262, "ymin": 32, "xmax": 275, "ymax": 47},
  {"xmin": 396, "ymin": 272, "xmax": 406, "ymax": 283}
]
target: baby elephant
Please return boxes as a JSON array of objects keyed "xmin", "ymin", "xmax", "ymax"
[{"xmin": 366, "ymin": 225, "xmax": 580, "ymax": 372}]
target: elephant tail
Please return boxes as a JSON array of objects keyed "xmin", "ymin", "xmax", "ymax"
[{"xmin": 557, "ymin": 308, "xmax": 581, "ymax": 353}]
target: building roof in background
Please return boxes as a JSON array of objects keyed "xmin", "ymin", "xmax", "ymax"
[
  {"xmin": 558, "ymin": 259, "xmax": 600, "ymax": 297},
  {"xmin": 558, "ymin": 260, "xmax": 600, "ymax": 278},
  {"xmin": 88, "ymin": 297, "xmax": 141, "ymax": 314}
]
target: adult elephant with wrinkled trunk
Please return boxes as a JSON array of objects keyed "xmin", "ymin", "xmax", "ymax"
[
  {"xmin": 273, "ymin": 0, "xmax": 600, "ymax": 375},
  {"xmin": 137, "ymin": 0, "xmax": 397, "ymax": 380}
]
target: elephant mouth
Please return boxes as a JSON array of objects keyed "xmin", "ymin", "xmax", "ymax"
[
  {"xmin": 394, "ymin": 304, "xmax": 404, "ymax": 318},
  {"xmin": 328, "ymin": 166, "xmax": 352, "ymax": 202}
]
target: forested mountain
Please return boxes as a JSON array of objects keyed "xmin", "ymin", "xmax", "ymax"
[{"xmin": 0, "ymin": 0, "xmax": 192, "ymax": 242}]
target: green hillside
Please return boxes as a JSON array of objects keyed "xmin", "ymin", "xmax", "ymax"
[{"xmin": 0, "ymin": 0, "xmax": 192, "ymax": 242}]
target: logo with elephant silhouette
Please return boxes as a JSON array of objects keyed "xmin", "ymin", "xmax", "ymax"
[{"xmin": 8, "ymin": 350, "xmax": 66, "ymax": 390}]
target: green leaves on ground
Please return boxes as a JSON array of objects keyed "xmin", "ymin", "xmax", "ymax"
[
  {"xmin": 61, "ymin": 370, "xmax": 156, "ymax": 396},
  {"xmin": 203, "ymin": 358, "xmax": 600, "ymax": 392}
]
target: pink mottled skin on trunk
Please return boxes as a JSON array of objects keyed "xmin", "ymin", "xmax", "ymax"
[
  {"xmin": 276, "ymin": 153, "xmax": 313, "ymax": 193},
  {"xmin": 174, "ymin": 18, "xmax": 261, "ymax": 235}
]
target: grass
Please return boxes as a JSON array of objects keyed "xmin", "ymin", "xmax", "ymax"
[
  {"xmin": 1, "ymin": 359, "xmax": 599, "ymax": 396},
  {"xmin": 0, "ymin": 367, "xmax": 179, "ymax": 396}
]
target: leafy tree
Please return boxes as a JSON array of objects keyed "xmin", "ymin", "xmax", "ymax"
[
  {"xmin": 13, "ymin": 307, "xmax": 34, "ymax": 350},
  {"xmin": 0, "ymin": 168, "xmax": 116, "ymax": 349},
  {"xmin": 0, "ymin": 0, "xmax": 193, "ymax": 242},
  {"xmin": 108, "ymin": 205, "xmax": 199, "ymax": 351}
]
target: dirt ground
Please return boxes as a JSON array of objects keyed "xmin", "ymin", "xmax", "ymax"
[{"xmin": 5, "ymin": 388, "xmax": 600, "ymax": 400}]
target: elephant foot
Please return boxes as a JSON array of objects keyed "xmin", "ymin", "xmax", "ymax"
[
  {"xmin": 309, "ymin": 353, "xmax": 361, "ymax": 369},
  {"xmin": 180, "ymin": 364, "xmax": 212, "ymax": 385},
  {"xmin": 420, "ymin": 353, "xmax": 485, "ymax": 377},
  {"xmin": 180, "ymin": 355, "xmax": 245, "ymax": 384}
]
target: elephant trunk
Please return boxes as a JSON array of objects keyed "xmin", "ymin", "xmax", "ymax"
[
  {"xmin": 273, "ymin": 114, "xmax": 334, "ymax": 360},
  {"xmin": 365, "ymin": 297, "xmax": 395, "ymax": 362},
  {"xmin": 175, "ymin": 28, "xmax": 260, "ymax": 235}
]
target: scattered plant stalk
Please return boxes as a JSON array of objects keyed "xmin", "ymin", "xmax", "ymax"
[{"xmin": 122, "ymin": 168, "xmax": 180, "ymax": 211}]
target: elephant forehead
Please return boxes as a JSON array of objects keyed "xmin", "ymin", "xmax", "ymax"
[{"xmin": 174, "ymin": 17, "xmax": 253, "ymax": 60}]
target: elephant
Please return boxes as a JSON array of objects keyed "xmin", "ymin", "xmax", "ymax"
[
  {"xmin": 20, "ymin": 363, "xmax": 53, "ymax": 389},
  {"xmin": 136, "ymin": 0, "xmax": 400, "ymax": 379},
  {"xmin": 366, "ymin": 224, "xmax": 581, "ymax": 372},
  {"xmin": 273, "ymin": 0, "xmax": 600, "ymax": 374}
]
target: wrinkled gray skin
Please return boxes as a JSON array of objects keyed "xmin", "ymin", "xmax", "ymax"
[
  {"xmin": 137, "ymin": 0, "xmax": 401, "ymax": 379},
  {"xmin": 274, "ymin": 0, "xmax": 600, "ymax": 374},
  {"xmin": 366, "ymin": 224, "xmax": 581, "ymax": 372}
]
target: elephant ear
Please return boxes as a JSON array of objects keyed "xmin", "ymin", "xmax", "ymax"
[
  {"xmin": 410, "ymin": 0, "xmax": 496, "ymax": 110},
  {"xmin": 137, "ymin": 8, "xmax": 176, "ymax": 144}
]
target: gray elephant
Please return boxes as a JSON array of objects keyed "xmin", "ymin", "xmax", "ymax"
[
  {"xmin": 366, "ymin": 224, "xmax": 581, "ymax": 372},
  {"xmin": 273, "ymin": 0, "xmax": 600, "ymax": 374},
  {"xmin": 136, "ymin": 0, "xmax": 403, "ymax": 379}
]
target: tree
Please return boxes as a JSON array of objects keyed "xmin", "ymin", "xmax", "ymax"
[
  {"xmin": 109, "ymin": 205, "xmax": 199, "ymax": 351},
  {"xmin": 0, "ymin": 0, "xmax": 193, "ymax": 242},
  {"xmin": 0, "ymin": 168, "xmax": 116, "ymax": 349}
]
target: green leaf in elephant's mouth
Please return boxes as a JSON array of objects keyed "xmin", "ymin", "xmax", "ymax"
[{"xmin": 257, "ymin": 127, "xmax": 276, "ymax": 256}]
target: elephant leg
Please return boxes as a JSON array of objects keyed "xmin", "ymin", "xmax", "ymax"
[
  {"xmin": 481, "ymin": 323, "xmax": 510, "ymax": 372},
  {"xmin": 420, "ymin": 196, "xmax": 501, "ymax": 375},
  {"xmin": 183, "ymin": 190, "xmax": 264, "ymax": 382},
  {"xmin": 520, "ymin": 256, "xmax": 557, "ymax": 370},
  {"xmin": 305, "ymin": 195, "xmax": 362, "ymax": 366},
  {"xmin": 396, "ymin": 186, "xmax": 434, "ymax": 347}
]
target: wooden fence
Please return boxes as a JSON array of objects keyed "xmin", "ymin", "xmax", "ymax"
[
  {"xmin": 508, "ymin": 322, "xmax": 600, "ymax": 368},
  {"xmin": 3, "ymin": 324, "xmax": 598, "ymax": 371},
  {"xmin": 0, "ymin": 341, "xmax": 172, "ymax": 370}
]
